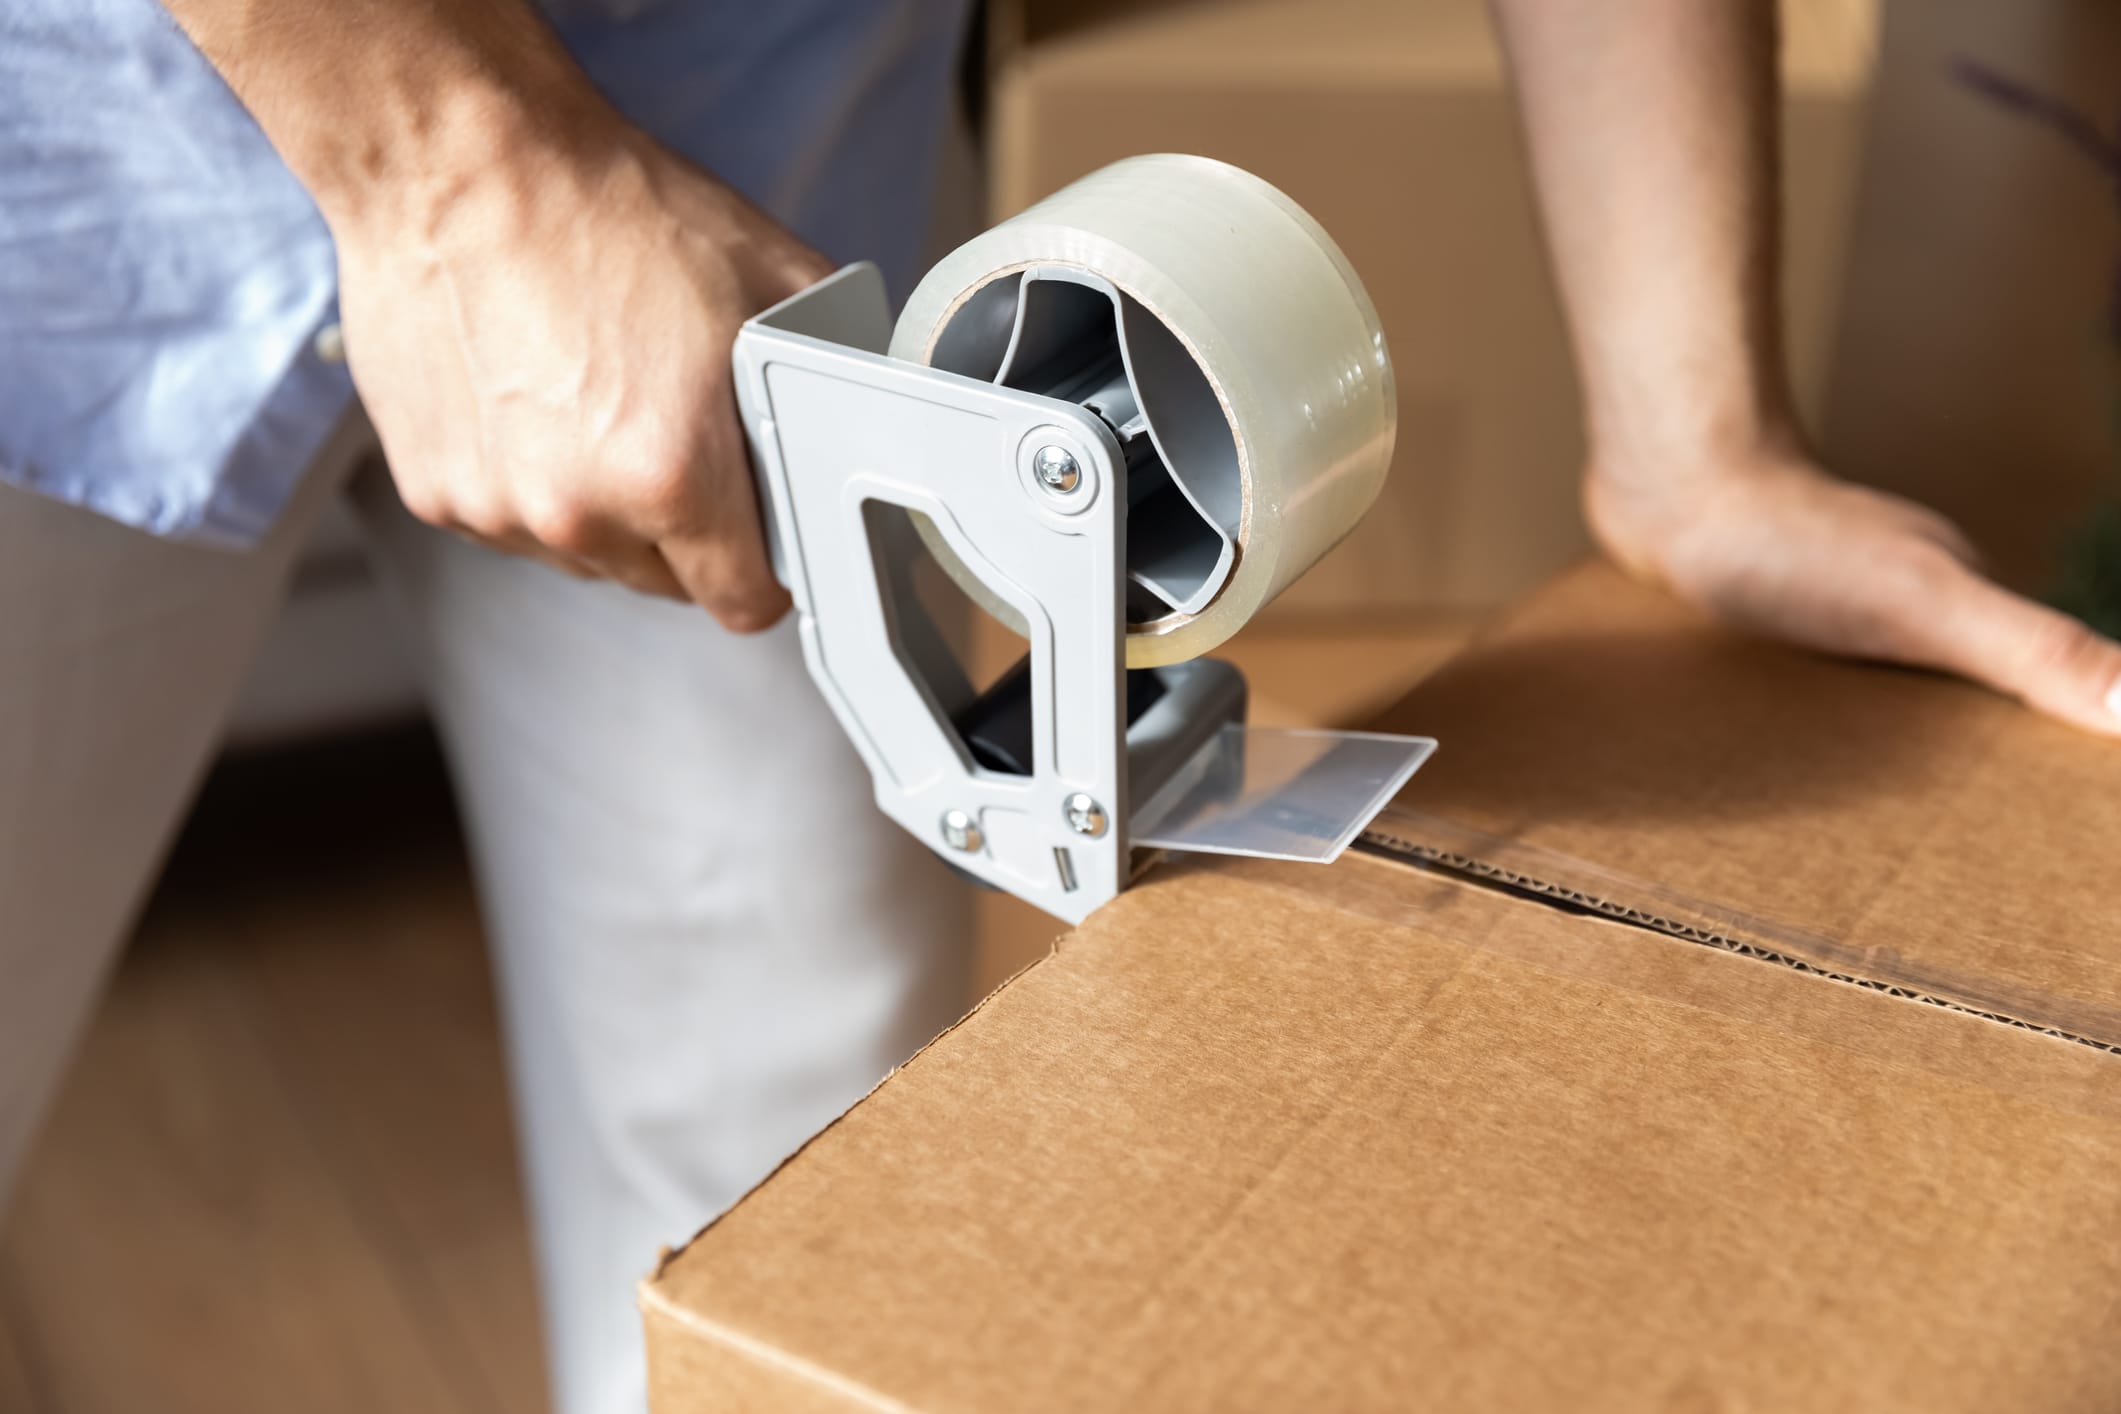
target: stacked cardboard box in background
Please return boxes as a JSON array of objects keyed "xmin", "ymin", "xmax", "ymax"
[{"xmin": 1822, "ymin": 0, "xmax": 2121, "ymax": 594}]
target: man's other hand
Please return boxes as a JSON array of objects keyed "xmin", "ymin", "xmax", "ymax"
[{"xmin": 1588, "ymin": 445, "xmax": 2121, "ymax": 737}]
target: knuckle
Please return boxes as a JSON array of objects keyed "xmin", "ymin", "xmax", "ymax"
[
  {"xmin": 519, "ymin": 490, "xmax": 597, "ymax": 556},
  {"xmin": 1883, "ymin": 534, "xmax": 1960, "ymax": 589},
  {"xmin": 396, "ymin": 481, "xmax": 452, "ymax": 529},
  {"xmin": 1868, "ymin": 538, "xmax": 1972, "ymax": 633},
  {"xmin": 639, "ymin": 463, "xmax": 708, "ymax": 531},
  {"xmin": 450, "ymin": 492, "xmax": 512, "ymax": 543},
  {"xmin": 2021, "ymin": 613, "xmax": 2102, "ymax": 683},
  {"xmin": 632, "ymin": 464, "xmax": 694, "ymax": 525},
  {"xmin": 610, "ymin": 428, "xmax": 705, "ymax": 528}
]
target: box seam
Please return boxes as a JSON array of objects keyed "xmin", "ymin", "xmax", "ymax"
[{"xmin": 1353, "ymin": 833, "xmax": 2121, "ymax": 1058}]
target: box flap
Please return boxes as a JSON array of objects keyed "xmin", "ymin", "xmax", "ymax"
[
  {"xmin": 1366, "ymin": 562, "xmax": 2121, "ymax": 1049},
  {"xmin": 644, "ymin": 855, "xmax": 2121, "ymax": 1413}
]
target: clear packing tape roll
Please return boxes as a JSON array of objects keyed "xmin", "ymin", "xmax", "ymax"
[{"xmin": 892, "ymin": 154, "xmax": 1396, "ymax": 667}]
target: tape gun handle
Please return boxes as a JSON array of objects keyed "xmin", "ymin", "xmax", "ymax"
[{"xmin": 736, "ymin": 263, "xmax": 899, "ymax": 589}]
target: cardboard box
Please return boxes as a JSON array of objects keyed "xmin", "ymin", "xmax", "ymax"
[
  {"xmin": 987, "ymin": 0, "xmax": 1879, "ymax": 617},
  {"xmin": 643, "ymin": 562, "xmax": 2121, "ymax": 1412},
  {"xmin": 1822, "ymin": 0, "xmax": 2121, "ymax": 595}
]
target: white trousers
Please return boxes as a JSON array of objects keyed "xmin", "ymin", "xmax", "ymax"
[{"xmin": 0, "ymin": 416, "xmax": 972, "ymax": 1414}]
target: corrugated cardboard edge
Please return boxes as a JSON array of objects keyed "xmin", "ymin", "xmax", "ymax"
[
  {"xmin": 1358, "ymin": 813, "xmax": 2121, "ymax": 1057},
  {"xmin": 639, "ymin": 1292, "xmax": 914, "ymax": 1414},
  {"xmin": 639, "ymin": 944, "xmax": 1064, "ymax": 1409}
]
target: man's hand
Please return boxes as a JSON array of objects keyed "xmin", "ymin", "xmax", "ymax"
[
  {"xmin": 158, "ymin": 0, "xmax": 826, "ymax": 631},
  {"xmin": 334, "ymin": 126, "xmax": 828, "ymax": 629},
  {"xmin": 1589, "ymin": 445, "xmax": 2121, "ymax": 737},
  {"xmin": 1491, "ymin": 0, "xmax": 2121, "ymax": 736}
]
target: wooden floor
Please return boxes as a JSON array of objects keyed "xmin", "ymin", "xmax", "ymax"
[
  {"xmin": 0, "ymin": 615, "xmax": 1469, "ymax": 1414},
  {"xmin": 0, "ymin": 732, "xmax": 550, "ymax": 1414}
]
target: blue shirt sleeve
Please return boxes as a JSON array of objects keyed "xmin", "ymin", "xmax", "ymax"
[{"xmin": 0, "ymin": 0, "xmax": 971, "ymax": 546}]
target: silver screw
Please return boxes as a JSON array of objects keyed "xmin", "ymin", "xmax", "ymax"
[
  {"xmin": 1032, "ymin": 445, "xmax": 1081, "ymax": 495},
  {"xmin": 939, "ymin": 808, "xmax": 982, "ymax": 853},
  {"xmin": 1062, "ymin": 792, "xmax": 1108, "ymax": 838}
]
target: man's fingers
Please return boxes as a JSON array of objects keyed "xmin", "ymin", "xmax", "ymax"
[
  {"xmin": 659, "ymin": 525, "xmax": 791, "ymax": 632},
  {"xmin": 1922, "ymin": 563, "xmax": 2121, "ymax": 738},
  {"xmin": 591, "ymin": 543, "xmax": 692, "ymax": 602},
  {"xmin": 516, "ymin": 533, "xmax": 689, "ymax": 602},
  {"xmin": 653, "ymin": 419, "xmax": 791, "ymax": 631},
  {"xmin": 482, "ymin": 528, "xmax": 691, "ymax": 601},
  {"xmin": 495, "ymin": 486, "xmax": 690, "ymax": 599}
]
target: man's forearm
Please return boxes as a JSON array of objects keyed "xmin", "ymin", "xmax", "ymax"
[
  {"xmin": 157, "ymin": 0, "xmax": 613, "ymax": 237},
  {"xmin": 1490, "ymin": 0, "xmax": 1793, "ymax": 475}
]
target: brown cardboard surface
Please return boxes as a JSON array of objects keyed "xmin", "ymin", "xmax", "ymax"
[
  {"xmin": 987, "ymin": 0, "xmax": 1877, "ymax": 615},
  {"xmin": 1367, "ymin": 561, "xmax": 2121, "ymax": 1048},
  {"xmin": 646, "ymin": 856, "xmax": 2121, "ymax": 1413}
]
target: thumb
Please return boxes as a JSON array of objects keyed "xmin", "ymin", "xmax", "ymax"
[{"xmin": 1923, "ymin": 562, "xmax": 2121, "ymax": 738}]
